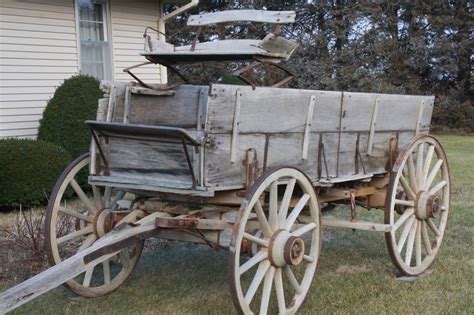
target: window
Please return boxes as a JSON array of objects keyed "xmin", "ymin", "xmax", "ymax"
[{"xmin": 77, "ymin": 0, "xmax": 112, "ymax": 80}]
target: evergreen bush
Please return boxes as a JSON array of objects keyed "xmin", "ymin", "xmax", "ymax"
[
  {"xmin": 38, "ymin": 75, "xmax": 102, "ymax": 158},
  {"xmin": 0, "ymin": 139, "xmax": 71, "ymax": 209}
]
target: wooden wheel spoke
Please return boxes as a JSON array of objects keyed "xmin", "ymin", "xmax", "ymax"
[
  {"xmin": 283, "ymin": 194, "xmax": 310, "ymax": 230},
  {"xmin": 427, "ymin": 218, "xmax": 441, "ymax": 237},
  {"xmin": 244, "ymin": 260, "xmax": 270, "ymax": 305},
  {"xmin": 393, "ymin": 208, "xmax": 415, "ymax": 231},
  {"xmin": 303, "ymin": 255, "xmax": 314, "ymax": 263},
  {"xmin": 59, "ymin": 207, "xmax": 93, "ymax": 223},
  {"xmin": 278, "ymin": 179, "xmax": 296, "ymax": 227},
  {"xmin": 259, "ymin": 266, "xmax": 275, "ymax": 315},
  {"xmin": 57, "ymin": 225, "xmax": 93, "ymax": 244},
  {"xmin": 70, "ymin": 179, "xmax": 97, "ymax": 214},
  {"xmin": 274, "ymin": 268, "xmax": 286, "ymax": 314},
  {"xmin": 397, "ymin": 216, "xmax": 415, "ymax": 253},
  {"xmin": 78, "ymin": 234, "xmax": 97, "ymax": 252},
  {"xmin": 239, "ymin": 251, "xmax": 268, "ymax": 275},
  {"xmin": 292, "ymin": 222, "xmax": 317, "ymax": 237},
  {"xmin": 243, "ymin": 232, "xmax": 269, "ymax": 248},
  {"xmin": 395, "ymin": 199, "xmax": 415, "ymax": 207},
  {"xmin": 103, "ymin": 259, "xmax": 111, "ymax": 285},
  {"xmin": 425, "ymin": 159, "xmax": 443, "ymax": 190},
  {"xmin": 429, "ymin": 180, "xmax": 447, "ymax": 195},
  {"xmin": 421, "ymin": 221, "xmax": 433, "ymax": 255},
  {"xmin": 416, "ymin": 143, "xmax": 424, "ymax": 189},
  {"xmin": 415, "ymin": 221, "xmax": 422, "ymax": 266},
  {"xmin": 83, "ymin": 266, "xmax": 94, "ymax": 287},
  {"xmin": 254, "ymin": 201, "xmax": 272, "ymax": 238},
  {"xmin": 399, "ymin": 175, "xmax": 416, "ymax": 200},
  {"xmin": 119, "ymin": 251, "xmax": 130, "ymax": 269},
  {"xmin": 283, "ymin": 265, "xmax": 302, "ymax": 294},
  {"xmin": 407, "ymin": 155, "xmax": 418, "ymax": 192},
  {"xmin": 269, "ymin": 182, "xmax": 279, "ymax": 230},
  {"xmin": 422, "ymin": 145, "xmax": 435, "ymax": 187},
  {"xmin": 404, "ymin": 219, "xmax": 418, "ymax": 265}
]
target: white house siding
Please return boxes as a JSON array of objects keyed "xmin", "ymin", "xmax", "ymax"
[
  {"xmin": 110, "ymin": 0, "xmax": 162, "ymax": 83},
  {"xmin": 0, "ymin": 0, "xmax": 163, "ymax": 139},
  {"xmin": 0, "ymin": 0, "xmax": 79, "ymax": 139}
]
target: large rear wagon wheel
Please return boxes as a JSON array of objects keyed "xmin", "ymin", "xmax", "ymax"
[
  {"xmin": 45, "ymin": 153, "xmax": 144, "ymax": 297},
  {"xmin": 385, "ymin": 135, "xmax": 450, "ymax": 276},
  {"xmin": 230, "ymin": 167, "xmax": 322, "ymax": 315}
]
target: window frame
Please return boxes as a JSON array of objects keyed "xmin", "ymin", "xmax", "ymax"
[{"xmin": 75, "ymin": 0, "xmax": 113, "ymax": 81}]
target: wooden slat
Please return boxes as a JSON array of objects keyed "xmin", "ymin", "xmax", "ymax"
[
  {"xmin": 0, "ymin": 21, "xmax": 75, "ymax": 33},
  {"xmin": 0, "ymin": 29, "xmax": 75, "ymax": 41},
  {"xmin": 0, "ymin": 7, "xmax": 74, "ymax": 20},
  {"xmin": 0, "ymin": 14, "xmax": 74, "ymax": 27},
  {"xmin": 0, "ymin": 59, "xmax": 77, "ymax": 67},
  {"xmin": 206, "ymin": 85, "xmax": 341, "ymax": 134},
  {"xmin": 0, "ymin": 44, "xmax": 77, "ymax": 54},
  {"xmin": 187, "ymin": 10, "xmax": 296, "ymax": 26}
]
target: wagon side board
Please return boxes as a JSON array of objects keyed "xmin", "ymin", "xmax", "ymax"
[{"xmin": 204, "ymin": 84, "xmax": 434, "ymax": 189}]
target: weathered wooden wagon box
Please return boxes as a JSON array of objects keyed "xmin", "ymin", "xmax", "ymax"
[{"xmin": 89, "ymin": 82, "xmax": 434, "ymax": 196}]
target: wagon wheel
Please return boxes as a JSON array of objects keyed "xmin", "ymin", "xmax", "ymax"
[
  {"xmin": 385, "ymin": 135, "xmax": 450, "ymax": 276},
  {"xmin": 230, "ymin": 167, "xmax": 322, "ymax": 315},
  {"xmin": 45, "ymin": 153, "xmax": 144, "ymax": 297}
]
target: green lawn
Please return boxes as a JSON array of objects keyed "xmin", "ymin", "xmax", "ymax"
[{"xmin": 8, "ymin": 135, "xmax": 474, "ymax": 314}]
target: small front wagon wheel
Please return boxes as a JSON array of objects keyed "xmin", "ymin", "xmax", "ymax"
[
  {"xmin": 385, "ymin": 135, "xmax": 450, "ymax": 276},
  {"xmin": 230, "ymin": 167, "xmax": 322, "ymax": 315},
  {"xmin": 45, "ymin": 153, "xmax": 144, "ymax": 297}
]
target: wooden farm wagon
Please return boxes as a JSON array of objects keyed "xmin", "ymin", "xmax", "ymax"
[{"xmin": 0, "ymin": 9, "xmax": 450, "ymax": 315}]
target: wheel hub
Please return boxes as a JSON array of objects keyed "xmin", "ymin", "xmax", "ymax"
[
  {"xmin": 415, "ymin": 191, "xmax": 441, "ymax": 220},
  {"xmin": 94, "ymin": 209, "xmax": 114, "ymax": 237},
  {"xmin": 268, "ymin": 230, "xmax": 305, "ymax": 267}
]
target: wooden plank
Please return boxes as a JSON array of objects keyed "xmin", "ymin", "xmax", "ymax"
[
  {"xmin": 125, "ymin": 85, "xmax": 208, "ymax": 127},
  {"xmin": 107, "ymin": 137, "xmax": 194, "ymax": 186},
  {"xmin": 0, "ymin": 212, "xmax": 164, "ymax": 313},
  {"xmin": 206, "ymin": 85, "xmax": 342, "ymax": 134},
  {"xmin": 265, "ymin": 133, "xmax": 320, "ymax": 180},
  {"xmin": 187, "ymin": 10, "xmax": 296, "ymax": 26},
  {"xmin": 341, "ymin": 92, "xmax": 434, "ymax": 132},
  {"xmin": 204, "ymin": 133, "xmax": 266, "ymax": 187},
  {"xmin": 129, "ymin": 86, "xmax": 175, "ymax": 96}
]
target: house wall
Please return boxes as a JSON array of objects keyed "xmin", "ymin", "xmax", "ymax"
[{"xmin": 0, "ymin": 0, "xmax": 163, "ymax": 139}]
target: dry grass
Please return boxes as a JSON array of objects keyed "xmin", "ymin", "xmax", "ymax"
[{"xmin": 1, "ymin": 134, "xmax": 473, "ymax": 314}]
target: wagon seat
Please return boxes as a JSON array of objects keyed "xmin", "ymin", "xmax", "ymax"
[{"xmin": 141, "ymin": 9, "xmax": 299, "ymax": 66}]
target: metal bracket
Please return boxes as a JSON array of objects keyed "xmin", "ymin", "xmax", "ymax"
[
  {"xmin": 243, "ymin": 148, "xmax": 259, "ymax": 188},
  {"xmin": 230, "ymin": 89, "xmax": 242, "ymax": 163},
  {"xmin": 317, "ymin": 135, "xmax": 330, "ymax": 180}
]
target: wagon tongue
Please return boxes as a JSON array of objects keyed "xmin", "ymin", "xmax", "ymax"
[{"xmin": 0, "ymin": 212, "xmax": 164, "ymax": 313}]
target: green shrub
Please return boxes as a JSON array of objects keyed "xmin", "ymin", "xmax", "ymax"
[
  {"xmin": 0, "ymin": 139, "xmax": 71, "ymax": 209},
  {"xmin": 38, "ymin": 75, "xmax": 102, "ymax": 158}
]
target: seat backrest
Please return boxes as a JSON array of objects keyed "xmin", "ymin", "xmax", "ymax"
[{"xmin": 187, "ymin": 10, "xmax": 296, "ymax": 27}]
